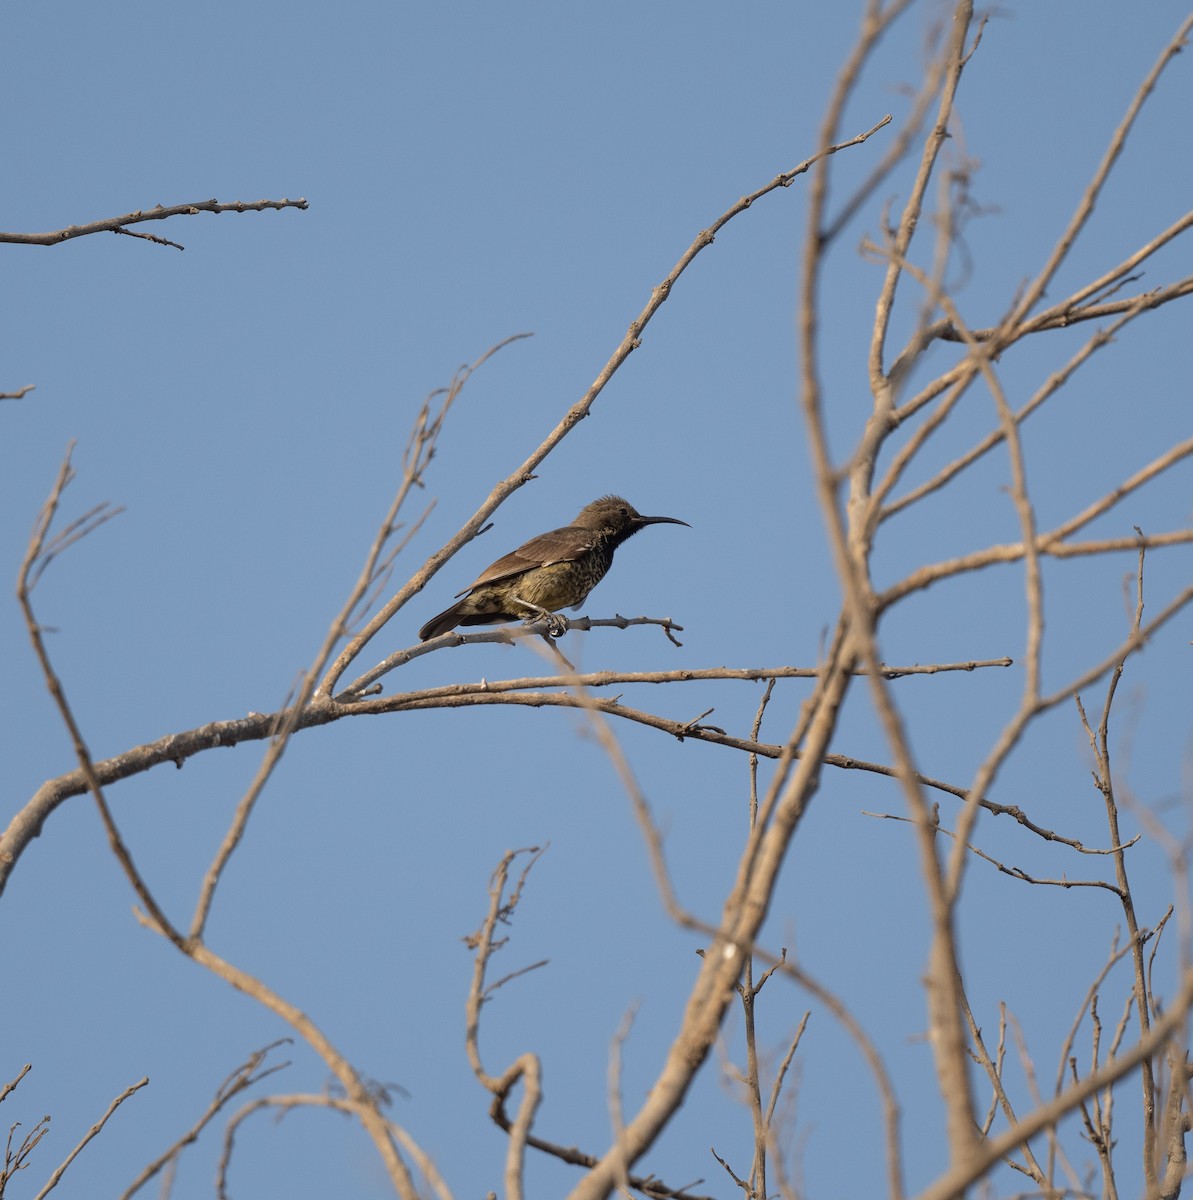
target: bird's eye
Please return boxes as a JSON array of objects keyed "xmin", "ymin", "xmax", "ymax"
[{"xmin": 619, "ymin": 506, "xmax": 628, "ymax": 516}]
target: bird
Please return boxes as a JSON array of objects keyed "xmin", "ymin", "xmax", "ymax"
[{"xmin": 418, "ymin": 495, "xmax": 689, "ymax": 641}]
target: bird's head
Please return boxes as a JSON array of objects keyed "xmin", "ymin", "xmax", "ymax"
[{"xmin": 574, "ymin": 495, "xmax": 690, "ymax": 539}]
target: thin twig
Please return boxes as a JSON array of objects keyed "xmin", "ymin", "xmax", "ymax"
[
  {"xmin": 1005, "ymin": 14, "xmax": 1193, "ymax": 329},
  {"xmin": 0, "ymin": 1066, "xmax": 32, "ymax": 1106},
  {"xmin": 0, "ymin": 197, "xmax": 308, "ymax": 250},
  {"xmin": 119, "ymin": 1042, "xmax": 291, "ymax": 1200},
  {"xmin": 33, "ymin": 1078, "xmax": 148, "ymax": 1200}
]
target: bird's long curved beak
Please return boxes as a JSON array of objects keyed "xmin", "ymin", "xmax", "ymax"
[{"xmin": 637, "ymin": 514, "xmax": 690, "ymax": 528}]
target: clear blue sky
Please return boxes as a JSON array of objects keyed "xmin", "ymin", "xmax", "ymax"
[{"xmin": 2, "ymin": 4, "xmax": 1190, "ymax": 1197}]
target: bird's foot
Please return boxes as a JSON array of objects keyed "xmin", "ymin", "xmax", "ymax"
[{"xmin": 512, "ymin": 599, "xmax": 569, "ymax": 639}]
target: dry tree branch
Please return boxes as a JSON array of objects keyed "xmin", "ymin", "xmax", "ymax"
[
  {"xmin": 3, "ymin": 660, "xmax": 1095, "ymax": 959},
  {"xmin": 873, "ymin": 8, "xmax": 1193, "ymax": 458},
  {"xmin": 0, "ymin": 387, "xmax": 1011, "ymax": 900},
  {"xmin": 879, "ymin": 289, "xmax": 1173, "ymax": 521},
  {"xmin": 341, "ymin": 623, "xmax": 1005, "ymax": 696},
  {"xmin": 0, "ymin": 650, "xmax": 1112, "ymax": 910},
  {"xmin": 366, "ymin": 682, "xmax": 1124, "ymax": 849},
  {"xmin": 881, "ymin": 462, "xmax": 1193, "ymax": 604},
  {"xmin": 217, "ymin": 1094, "xmax": 454, "ymax": 1200},
  {"xmin": 18, "ymin": 453, "xmax": 428, "ymax": 1198},
  {"xmin": 0, "ymin": 384, "xmax": 35, "ymax": 401},
  {"xmin": 340, "ymin": 614, "xmax": 683, "ymax": 695},
  {"xmin": 0, "ymin": 1105, "xmax": 49, "ymax": 1197},
  {"xmin": 1004, "ymin": 13, "xmax": 1193, "ymax": 330},
  {"xmin": 18, "ymin": 441, "xmax": 125, "ymax": 592},
  {"xmin": 0, "ymin": 197, "xmax": 308, "ymax": 251},
  {"xmin": 571, "ymin": 646, "xmax": 858, "ymax": 1199},
  {"xmin": 1072, "ymin": 1001, "xmax": 1119, "ymax": 1199},
  {"xmin": 738, "ymin": 687, "xmax": 778, "ymax": 1199},
  {"xmin": 188, "ymin": 696, "xmax": 304, "ymax": 940},
  {"xmin": 861, "ymin": 809, "xmax": 1133, "ymax": 894},
  {"xmin": 0, "ymin": 1066, "xmax": 32, "ymax": 1107},
  {"xmin": 823, "ymin": 1, "xmax": 962, "ymax": 247},
  {"xmin": 960, "ymin": 993, "xmax": 1048, "ymax": 1187},
  {"xmin": 1156, "ymin": 1042, "xmax": 1192, "ymax": 1200},
  {"xmin": 726, "ymin": 681, "xmax": 791, "ymax": 1200},
  {"xmin": 318, "ymin": 333, "xmax": 533, "ymax": 695},
  {"xmin": 464, "ymin": 848, "xmax": 545, "ymax": 1200},
  {"xmin": 32, "ymin": 1078, "xmax": 148, "ymax": 1200},
  {"xmin": 775, "ymin": 954, "xmax": 904, "ymax": 1198},
  {"xmin": 875, "ymin": 202, "xmax": 1193, "ymax": 514},
  {"xmin": 1075, "ymin": 542, "xmax": 1164, "ymax": 1185},
  {"xmin": 607, "ymin": 1004, "xmax": 639, "ymax": 1198},
  {"xmin": 893, "ymin": 283, "xmax": 1050, "ymax": 919},
  {"xmin": 464, "ymin": 850, "xmax": 709, "ymax": 1200},
  {"xmin": 1005, "ymin": 1012, "xmax": 1085, "ymax": 1196},
  {"xmin": 317, "ymin": 115, "xmax": 892, "ymax": 701},
  {"xmin": 764, "ymin": 1010, "xmax": 811, "ymax": 1140},
  {"xmin": 1037, "ymin": 583, "xmax": 1193, "ymax": 718},
  {"xmin": 858, "ymin": 220, "xmax": 1185, "ymax": 953},
  {"xmin": 727, "ymin": 946, "xmax": 806, "ymax": 1200},
  {"xmin": 866, "ymin": 1, "xmax": 980, "ymax": 405},
  {"xmin": 747, "ymin": 680, "xmax": 777, "ymax": 826},
  {"xmin": 888, "ymin": 252, "xmax": 1186, "ymax": 431},
  {"xmin": 887, "ymin": 191, "xmax": 1193, "ymax": 381},
  {"xmin": 167, "ymin": 937, "xmax": 424, "ymax": 1200},
  {"xmin": 919, "ymin": 966, "xmax": 1193, "ymax": 1200},
  {"xmin": 798, "ymin": 0, "xmax": 982, "ymax": 1172},
  {"xmin": 17, "ymin": 448, "xmax": 182, "ymax": 949},
  {"xmin": 580, "ymin": 692, "xmax": 690, "ymax": 926},
  {"xmin": 947, "ymin": 275, "xmax": 1193, "ymax": 347},
  {"xmin": 884, "ymin": 245, "xmax": 1193, "ymax": 418},
  {"xmin": 190, "ymin": 342, "xmax": 535, "ymax": 935},
  {"xmin": 889, "ymin": 283, "xmax": 1193, "ymax": 467},
  {"xmin": 119, "ymin": 1041, "xmax": 291, "ymax": 1200},
  {"xmin": 7, "ymin": 105, "xmax": 892, "ymax": 1200},
  {"xmin": 803, "ymin": 4, "xmax": 1185, "ymax": 1185}
]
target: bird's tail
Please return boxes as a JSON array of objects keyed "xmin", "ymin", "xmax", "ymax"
[{"xmin": 418, "ymin": 600, "xmax": 469, "ymax": 641}]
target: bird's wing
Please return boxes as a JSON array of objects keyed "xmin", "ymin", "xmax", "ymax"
[{"xmin": 456, "ymin": 526, "xmax": 595, "ymax": 595}]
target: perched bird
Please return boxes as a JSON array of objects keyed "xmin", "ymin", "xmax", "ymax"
[{"xmin": 418, "ymin": 495, "xmax": 689, "ymax": 641}]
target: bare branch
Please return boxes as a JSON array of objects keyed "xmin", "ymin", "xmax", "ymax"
[
  {"xmin": 0, "ymin": 1066, "xmax": 31, "ymax": 1106},
  {"xmin": 961, "ymin": 993, "xmax": 1048, "ymax": 1187},
  {"xmin": 0, "ymin": 650, "xmax": 1014, "ymax": 899},
  {"xmin": 776, "ymin": 954, "xmax": 903, "ymax": 1200},
  {"xmin": 0, "ymin": 197, "xmax": 308, "ymax": 250},
  {"xmin": 216, "ymin": 1093, "xmax": 452, "ymax": 1200},
  {"xmin": 173, "ymin": 938, "xmax": 421, "ymax": 1200},
  {"xmin": 120, "ymin": 1042, "xmax": 291, "ymax": 1200},
  {"xmin": 862, "ymin": 809, "xmax": 1132, "ymax": 894},
  {"xmin": 918, "ymin": 968, "xmax": 1193, "ymax": 1200},
  {"xmin": 319, "ymin": 117, "xmax": 892, "ymax": 699},
  {"xmin": 1005, "ymin": 13, "xmax": 1193, "ymax": 328},
  {"xmin": 32, "ymin": 1078, "xmax": 148, "ymax": 1200},
  {"xmin": 17, "ymin": 447, "xmax": 181, "ymax": 948},
  {"xmin": 318, "ymin": 334, "xmax": 534, "ymax": 695}
]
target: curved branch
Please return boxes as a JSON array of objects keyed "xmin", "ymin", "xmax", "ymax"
[{"xmin": 0, "ymin": 655, "xmax": 1095, "ymax": 902}]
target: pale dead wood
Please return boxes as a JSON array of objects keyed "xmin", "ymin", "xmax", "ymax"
[
  {"xmin": 7, "ymin": 3, "xmax": 1193, "ymax": 1197},
  {"xmin": 316, "ymin": 116, "xmax": 891, "ymax": 701},
  {"xmin": 216, "ymin": 1093, "xmax": 454, "ymax": 1200},
  {"xmin": 32, "ymin": 1078, "xmax": 148, "ymax": 1200},
  {"xmin": 119, "ymin": 1042, "xmax": 290, "ymax": 1200}
]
